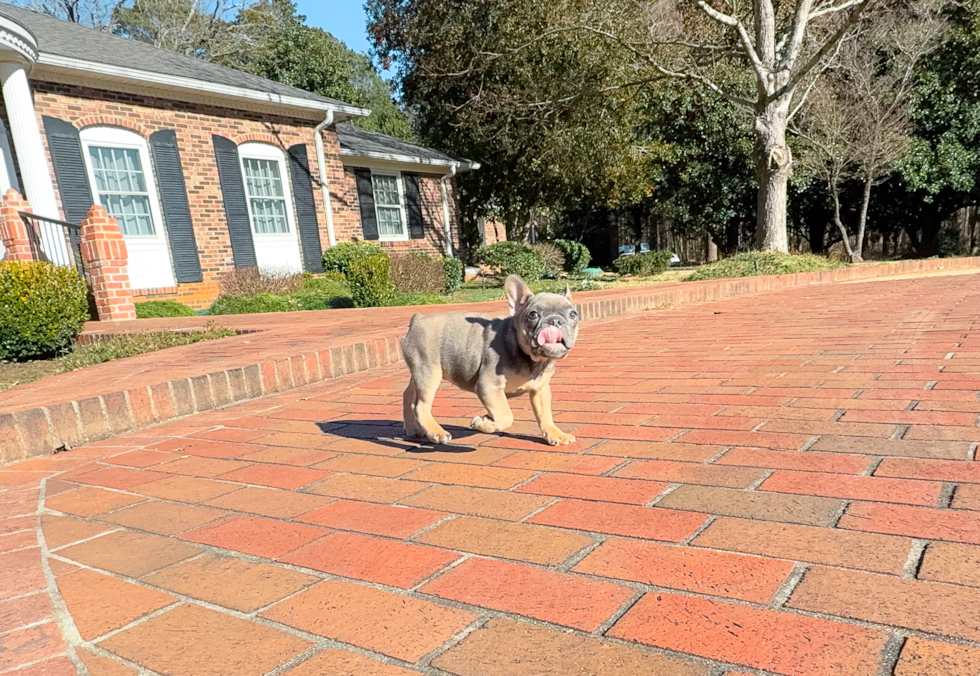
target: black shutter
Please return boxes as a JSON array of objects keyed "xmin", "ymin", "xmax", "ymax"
[
  {"xmin": 43, "ymin": 116, "xmax": 93, "ymax": 224},
  {"xmin": 150, "ymin": 130, "xmax": 202, "ymax": 283},
  {"xmin": 353, "ymin": 168, "xmax": 379, "ymax": 240},
  {"xmin": 404, "ymin": 173, "xmax": 425, "ymax": 239},
  {"xmin": 0, "ymin": 119, "xmax": 20, "ymax": 193},
  {"xmin": 211, "ymin": 134, "xmax": 256, "ymax": 268},
  {"xmin": 287, "ymin": 143, "xmax": 323, "ymax": 273}
]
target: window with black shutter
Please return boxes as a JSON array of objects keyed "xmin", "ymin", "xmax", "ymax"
[
  {"xmin": 43, "ymin": 116, "xmax": 94, "ymax": 225},
  {"xmin": 287, "ymin": 143, "xmax": 323, "ymax": 273},
  {"xmin": 150, "ymin": 130, "xmax": 202, "ymax": 283},
  {"xmin": 353, "ymin": 167, "xmax": 379, "ymax": 240},
  {"xmin": 404, "ymin": 173, "xmax": 425, "ymax": 239},
  {"xmin": 211, "ymin": 134, "xmax": 257, "ymax": 267}
]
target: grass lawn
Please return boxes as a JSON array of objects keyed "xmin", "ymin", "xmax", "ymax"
[
  {"xmin": 448, "ymin": 269, "xmax": 692, "ymax": 304},
  {"xmin": 0, "ymin": 324, "xmax": 235, "ymax": 392}
]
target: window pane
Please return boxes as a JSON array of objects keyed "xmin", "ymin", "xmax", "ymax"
[
  {"xmin": 242, "ymin": 157, "xmax": 289, "ymax": 234},
  {"xmin": 88, "ymin": 145, "xmax": 156, "ymax": 236},
  {"xmin": 372, "ymin": 174, "xmax": 401, "ymax": 207},
  {"xmin": 377, "ymin": 206, "xmax": 404, "ymax": 237}
]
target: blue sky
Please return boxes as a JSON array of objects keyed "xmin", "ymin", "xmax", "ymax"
[{"xmin": 296, "ymin": 1, "xmax": 373, "ymax": 55}]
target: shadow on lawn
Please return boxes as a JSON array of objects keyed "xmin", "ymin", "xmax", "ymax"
[{"xmin": 315, "ymin": 418, "xmax": 542, "ymax": 452}]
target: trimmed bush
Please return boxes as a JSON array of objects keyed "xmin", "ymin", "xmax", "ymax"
[
  {"xmin": 442, "ymin": 256, "xmax": 464, "ymax": 295},
  {"xmin": 614, "ymin": 250, "xmax": 674, "ymax": 276},
  {"xmin": 348, "ymin": 253, "xmax": 395, "ymax": 308},
  {"xmin": 135, "ymin": 300, "xmax": 196, "ymax": 319},
  {"xmin": 322, "ymin": 241, "xmax": 386, "ymax": 277},
  {"xmin": 685, "ymin": 252, "xmax": 844, "ymax": 281},
  {"xmin": 0, "ymin": 261, "xmax": 89, "ymax": 361},
  {"xmin": 218, "ymin": 266, "xmax": 302, "ymax": 298},
  {"xmin": 475, "ymin": 241, "xmax": 545, "ymax": 280},
  {"xmin": 390, "ymin": 252, "xmax": 446, "ymax": 294},
  {"xmin": 531, "ymin": 242, "xmax": 565, "ymax": 276},
  {"xmin": 552, "ymin": 239, "xmax": 591, "ymax": 275}
]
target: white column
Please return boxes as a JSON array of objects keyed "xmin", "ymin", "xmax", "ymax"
[
  {"xmin": 0, "ymin": 60, "xmax": 69, "ymax": 263},
  {"xmin": 0, "ymin": 62, "xmax": 58, "ymax": 219}
]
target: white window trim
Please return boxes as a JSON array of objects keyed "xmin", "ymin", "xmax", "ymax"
[
  {"xmin": 371, "ymin": 170, "xmax": 409, "ymax": 242},
  {"xmin": 238, "ymin": 142, "xmax": 299, "ymax": 238},
  {"xmin": 79, "ymin": 126, "xmax": 166, "ymax": 239}
]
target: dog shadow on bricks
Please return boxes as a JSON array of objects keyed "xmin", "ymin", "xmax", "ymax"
[{"xmin": 315, "ymin": 419, "xmax": 542, "ymax": 455}]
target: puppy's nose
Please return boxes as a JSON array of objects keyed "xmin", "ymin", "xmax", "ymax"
[{"xmin": 548, "ymin": 317, "xmax": 563, "ymax": 327}]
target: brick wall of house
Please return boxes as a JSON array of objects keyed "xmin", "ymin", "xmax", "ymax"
[
  {"xmin": 18, "ymin": 81, "xmax": 463, "ymax": 310},
  {"xmin": 332, "ymin": 166, "xmax": 460, "ymax": 257}
]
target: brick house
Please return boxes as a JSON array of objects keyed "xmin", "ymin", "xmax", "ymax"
[{"xmin": 0, "ymin": 4, "xmax": 479, "ymax": 308}]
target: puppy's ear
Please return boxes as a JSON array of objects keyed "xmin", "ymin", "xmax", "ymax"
[
  {"xmin": 563, "ymin": 284, "xmax": 572, "ymax": 301},
  {"xmin": 505, "ymin": 275, "xmax": 532, "ymax": 316}
]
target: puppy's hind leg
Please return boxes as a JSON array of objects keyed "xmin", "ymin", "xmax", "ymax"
[
  {"xmin": 470, "ymin": 384, "xmax": 515, "ymax": 435},
  {"xmin": 402, "ymin": 379, "xmax": 426, "ymax": 440},
  {"xmin": 413, "ymin": 367, "xmax": 452, "ymax": 445}
]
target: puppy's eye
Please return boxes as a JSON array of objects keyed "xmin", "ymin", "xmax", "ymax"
[
  {"xmin": 528, "ymin": 310, "xmax": 539, "ymax": 320},
  {"xmin": 569, "ymin": 311, "xmax": 578, "ymax": 320}
]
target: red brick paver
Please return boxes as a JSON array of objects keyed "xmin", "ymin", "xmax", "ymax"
[{"xmin": 3, "ymin": 271, "xmax": 980, "ymax": 674}]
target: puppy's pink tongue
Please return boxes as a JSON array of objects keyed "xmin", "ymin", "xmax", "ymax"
[{"xmin": 537, "ymin": 326, "xmax": 563, "ymax": 345}]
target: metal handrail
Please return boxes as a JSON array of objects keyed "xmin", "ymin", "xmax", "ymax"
[{"xmin": 19, "ymin": 211, "xmax": 83, "ymax": 272}]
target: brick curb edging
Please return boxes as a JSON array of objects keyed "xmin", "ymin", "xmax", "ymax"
[{"xmin": 3, "ymin": 255, "xmax": 980, "ymax": 464}]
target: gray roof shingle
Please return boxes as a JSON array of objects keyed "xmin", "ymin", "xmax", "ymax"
[
  {"xmin": 0, "ymin": 3, "xmax": 358, "ymax": 111},
  {"xmin": 337, "ymin": 123, "xmax": 477, "ymax": 170}
]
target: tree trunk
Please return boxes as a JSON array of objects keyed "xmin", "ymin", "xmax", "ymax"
[
  {"xmin": 829, "ymin": 176, "xmax": 854, "ymax": 261},
  {"xmin": 754, "ymin": 101, "xmax": 792, "ymax": 253},
  {"xmin": 852, "ymin": 176, "xmax": 873, "ymax": 263},
  {"xmin": 706, "ymin": 235, "xmax": 718, "ymax": 262}
]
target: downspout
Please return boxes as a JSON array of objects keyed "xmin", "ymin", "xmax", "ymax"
[
  {"xmin": 440, "ymin": 162, "xmax": 458, "ymax": 257},
  {"xmin": 314, "ymin": 111, "xmax": 337, "ymax": 247}
]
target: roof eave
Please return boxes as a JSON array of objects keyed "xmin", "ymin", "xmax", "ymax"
[
  {"xmin": 34, "ymin": 53, "xmax": 372, "ymax": 120},
  {"xmin": 340, "ymin": 148, "xmax": 479, "ymax": 172}
]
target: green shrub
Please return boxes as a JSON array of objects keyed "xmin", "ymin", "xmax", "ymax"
[
  {"xmin": 685, "ymin": 251, "xmax": 844, "ymax": 281},
  {"xmin": 552, "ymin": 239, "xmax": 592, "ymax": 274},
  {"xmin": 347, "ymin": 253, "xmax": 395, "ymax": 308},
  {"xmin": 135, "ymin": 300, "xmax": 196, "ymax": 319},
  {"xmin": 0, "ymin": 261, "xmax": 89, "ymax": 361},
  {"xmin": 531, "ymin": 242, "xmax": 565, "ymax": 276},
  {"xmin": 614, "ymin": 250, "xmax": 674, "ymax": 276},
  {"xmin": 475, "ymin": 241, "xmax": 545, "ymax": 280},
  {"xmin": 390, "ymin": 252, "xmax": 446, "ymax": 294},
  {"xmin": 209, "ymin": 292, "xmax": 298, "ymax": 315},
  {"xmin": 442, "ymin": 256, "xmax": 464, "ymax": 295},
  {"xmin": 293, "ymin": 275, "xmax": 354, "ymax": 310},
  {"xmin": 322, "ymin": 241, "xmax": 386, "ymax": 277}
]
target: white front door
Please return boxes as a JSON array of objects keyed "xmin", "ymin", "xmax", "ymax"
[
  {"xmin": 238, "ymin": 142, "xmax": 303, "ymax": 274},
  {"xmin": 81, "ymin": 127, "xmax": 176, "ymax": 290}
]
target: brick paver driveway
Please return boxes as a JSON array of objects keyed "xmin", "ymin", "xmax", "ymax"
[{"xmin": 3, "ymin": 273, "xmax": 980, "ymax": 675}]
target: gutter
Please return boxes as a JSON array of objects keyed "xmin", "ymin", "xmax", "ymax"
[
  {"xmin": 314, "ymin": 111, "xmax": 337, "ymax": 247},
  {"xmin": 440, "ymin": 162, "xmax": 458, "ymax": 257}
]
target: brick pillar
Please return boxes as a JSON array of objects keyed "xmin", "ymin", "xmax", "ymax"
[
  {"xmin": 0, "ymin": 189, "xmax": 34, "ymax": 261},
  {"xmin": 79, "ymin": 205, "xmax": 137, "ymax": 321}
]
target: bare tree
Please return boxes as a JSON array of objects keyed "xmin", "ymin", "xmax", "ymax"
[
  {"xmin": 794, "ymin": 2, "xmax": 946, "ymax": 261},
  {"xmin": 112, "ymin": 0, "xmax": 276, "ymax": 62},
  {"xmin": 21, "ymin": 0, "xmax": 129, "ymax": 28}
]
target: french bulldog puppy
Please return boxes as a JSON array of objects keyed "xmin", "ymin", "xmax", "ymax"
[{"xmin": 401, "ymin": 274, "xmax": 579, "ymax": 446}]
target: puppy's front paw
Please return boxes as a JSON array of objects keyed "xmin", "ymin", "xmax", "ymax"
[
  {"xmin": 470, "ymin": 415, "xmax": 494, "ymax": 433},
  {"xmin": 544, "ymin": 429, "xmax": 576, "ymax": 446},
  {"xmin": 426, "ymin": 430, "xmax": 453, "ymax": 445}
]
